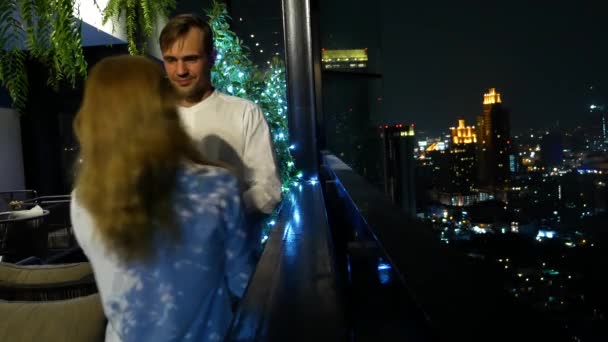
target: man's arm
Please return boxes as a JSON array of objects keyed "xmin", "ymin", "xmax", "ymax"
[{"xmin": 242, "ymin": 103, "xmax": 282, "ymax": 214}]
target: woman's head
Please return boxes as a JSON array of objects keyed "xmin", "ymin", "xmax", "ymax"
[
  {"xmin": 75, "ymin": 55, "xmax": 183, "ymax": 162},
  {"xmin": 74, "ymin": 55, "xmax": 202, "ymax": 260}
]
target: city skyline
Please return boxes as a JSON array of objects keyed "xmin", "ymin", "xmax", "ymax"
[
  {"xmin": 416, "ymin": 86, "xmax": 607, "ymax": 138},
  {"xmin": 232, "ymin": 1, "xmax": 607, "ymax": 139},
  {"xmin": 380, "ymin": 0, "xmax": 608, "ymax": 135}
]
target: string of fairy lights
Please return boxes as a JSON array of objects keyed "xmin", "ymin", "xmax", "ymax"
[
  {"xmin": 206, "ymin": 1, "xmax": 305, "ymax": 240},
  {"xmin": 207, "ymin": 1, "xmax": 297, "ymax": 191}
]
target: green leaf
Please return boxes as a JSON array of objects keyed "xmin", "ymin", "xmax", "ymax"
[{"xmin": 0, "ymin": 0, "xmax": 88, "ymax": 113}]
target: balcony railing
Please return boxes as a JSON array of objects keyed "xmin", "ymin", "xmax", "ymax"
[
  {"xmin": 230, "ymin": 153, "xmax": 548, "ymax": 341},
  {"xmin": 227, "ymin": 178, "xmax": 348, "ymax": 341}
]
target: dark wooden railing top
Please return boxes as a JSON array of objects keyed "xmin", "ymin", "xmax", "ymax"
[{"xmin": 227, "ymin": 183, "xmax": 347, "ymax": 342}]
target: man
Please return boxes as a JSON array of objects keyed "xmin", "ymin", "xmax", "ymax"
[{"xmin": 159, "ymin": 14, "xmax": 282, "ymax": 215}]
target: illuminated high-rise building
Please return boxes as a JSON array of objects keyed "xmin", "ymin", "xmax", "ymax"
[
  {"xmin": 321, "ymin": 48, "xmax": 368, "ymax": 70},
  {"xmin": 589, "ymin": 104, "xmax": 607, "ymax": 151},
  {"xmin": 380, "ymin": 124, "xmax": 416, "ymax": 217},
  {"xmin": 447, "ymin": 119, "xmax": 477, "ymax": 196},
  {"xmin": 586, "ymin": 85, "xmax": 607, "ymax": 152},
  {"xmin": 603, "ymin": 109, "xmax": 607, "ymax": 150},
  {"xmin": 477, "ymin": 88, "xmax": 511, "ymax": 190},
  {"xmin": 450, "ymin": 119, "xmax": 477, "ymax": 144}
]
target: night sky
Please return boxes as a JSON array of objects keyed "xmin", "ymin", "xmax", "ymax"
[
  {"xmin": 184, "ymin": 0, "xmax": 608, "ymax": 137},
  {"xmin": 380, "ymin": 0, "xmax": 608, "ymax": 135}
]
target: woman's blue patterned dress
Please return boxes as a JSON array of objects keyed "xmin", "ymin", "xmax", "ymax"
[{"xmin": 71, "ymin": 164, "xmax": 255, "ymax": 342}]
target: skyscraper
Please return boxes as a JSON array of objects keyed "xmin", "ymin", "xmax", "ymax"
[
  {"xmin": 603, "ymin": 110, "xmax": 607, "ymax": 150},
  {"xmin": 587, "ymin": 85, "xmax": 607, "ymax": 152},
  {"xmin": 589, "ymin": 104, "xmax": 607, "ymax": 151},
  {"xmin": 448, "ymin": 119, "xmax": 477, "ymax": 195},
  {"xmin": 450, "ymin": 119, "xmax": 477, "ymax": 145},
  {"xmin": 321, "ymin": 48, "xmax": 368, "ymax": 70},
  {"xmin": 380, "ymin": 124, "xmax": 416, "ymax": 217},
  {"xmin": 477, "ymin": 88, "xmax": 511, "ymax": 191}
]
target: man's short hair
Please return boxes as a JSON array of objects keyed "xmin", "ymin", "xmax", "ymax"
[{"xmin": 159, "ymin": 14, "xmax": 214, "ymax": 56}]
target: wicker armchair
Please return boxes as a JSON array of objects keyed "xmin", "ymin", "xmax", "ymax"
[
  {"xmin": 0, "ymin": 275, "xmax": 98, "ymax": 301},
  {"xmin": 0, "ymin": 262, "xmax": 105, "ymax": 341},
  {"xmin": 0, "ymin": 293, "xmax": 106, "ymax": 342},
  {"xmin": 0, "ymin": 262, "xmax": 98, "ymax": 301}
]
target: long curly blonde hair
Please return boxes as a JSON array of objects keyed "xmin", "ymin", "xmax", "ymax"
[{"xmin": 73, "ymin": 55, "xmax": 209, "ymax": 261}]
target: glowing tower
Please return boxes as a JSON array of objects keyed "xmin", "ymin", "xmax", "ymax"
[{"xmin": 477, "ymin": 88, "xmax": 511, "ymax": 190}]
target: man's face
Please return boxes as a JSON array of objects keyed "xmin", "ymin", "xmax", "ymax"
[{"xmin": 162, "ymin": 28, "xmax": 213, "ymax": 106}]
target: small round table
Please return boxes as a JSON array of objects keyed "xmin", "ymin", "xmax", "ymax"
[{"xmin": 0, "ymin": 210, "xmax": 50, "ymax": 263}]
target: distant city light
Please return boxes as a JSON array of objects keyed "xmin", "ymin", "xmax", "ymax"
[
  {"xmin": 472, "ymin": 226, "xmax": 487, "ymax": 234},
  {"xmin": 537, "ymin": 230, "xmax": 556, "ymax": 240}
]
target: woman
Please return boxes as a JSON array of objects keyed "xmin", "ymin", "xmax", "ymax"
[{"xmin": 71, "ymin": 55, "xmax": 254, "ymax": 342}]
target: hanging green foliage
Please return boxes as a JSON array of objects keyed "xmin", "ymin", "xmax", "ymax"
[
  {"xmin": 49, "ymin": 0, "xmax": 88, "ymax": 87},
  {"xmin": 101, "ymin": 0, "xmax": 176, "ymax": 55},
  {"xmin": 0, "ymin": 0, "xmax": 27, "ymax": 111},
  {"xmin": 0, "ymin": 0, "xmax": 87, "ymax": 113},
  {"xmin": 206, "ymin": 1, "xmax": 298, "ymax": 192}
]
